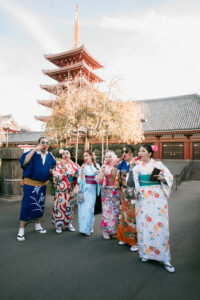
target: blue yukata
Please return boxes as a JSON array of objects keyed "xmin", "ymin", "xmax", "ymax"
[
  {"xmin": 19, "ymin": 151, "xmax": 56, "ymax": 221},
  {"xmin": 77, "ymin": 163, "xmax": 100, "ymax": 235}
]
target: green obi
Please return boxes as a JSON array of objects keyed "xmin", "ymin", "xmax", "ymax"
[
  {"xmin": 67, "ymin": 176, "xmax": 75, "ymax": 183},
  {"xmin": 139, "ymin": 175, "xmax": 161, "ymax": 186}
]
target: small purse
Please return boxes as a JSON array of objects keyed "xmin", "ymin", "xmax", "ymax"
[
  {"xmin": 123, "ymin": 187, "xmax": 137, "ymax": 202},
  {"xmin": 77, "ymin": 187, "xmax": 84, "ymax": 203}
]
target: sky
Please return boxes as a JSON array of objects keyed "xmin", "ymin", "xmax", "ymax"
[{"xmin": 1, "ymin": 0, "xmax": 200, "ymax": 131}]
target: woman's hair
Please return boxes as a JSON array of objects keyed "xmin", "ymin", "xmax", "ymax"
[
  {"xmin": 124, "ymin": 144, "xmax": 135, "ymax": 154},
  {"xmin": 140, "ymin": 144, "xmax": 154, "ymax": 157},
  {"xmin": 104, "ymin": 150, "xmax": 117, "ymax": 164},
  {"xmin": 59, "ymin": 148, "xmax": 74, "ymax": 159},
  {"xmin": 84, "ymin": 150, "xmax": 98, "ymax": 168}
]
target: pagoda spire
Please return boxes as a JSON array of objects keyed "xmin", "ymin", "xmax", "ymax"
[{"xmin": 74, "ymin": 5, "xmax": 80, "ymax": 48}]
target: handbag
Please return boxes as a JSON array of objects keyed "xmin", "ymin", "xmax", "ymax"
[
  {"xmin": 123, "ymin": 187, "xmax": 137, "ymax": 202},
  {"xmin": 77, "ymin": 187, "xmax": 84, "ymax": 203}
]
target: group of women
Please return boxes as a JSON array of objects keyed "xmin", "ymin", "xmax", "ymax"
[{"xmin": 51, "ymin": 144, "xmax": 175, "ymax": 273}]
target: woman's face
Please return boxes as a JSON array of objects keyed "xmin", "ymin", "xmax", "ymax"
[
  {"xmin": 62, "ymin": 150, "xmax": 71, "ymax": 161},
  {"xmin": 83, "ymin": 152, "xmax": 92, "ymax": 163},
  {"xmin": 138, "ymin": 147, "xmax": 151, "ymax": 161},
  {"xmin": 105, "ymin": 153, "xmax": 112, "ymax": 164},
  {"xmin": 122, "ymin": 147, "xmax": 133, "ymax": 161}
]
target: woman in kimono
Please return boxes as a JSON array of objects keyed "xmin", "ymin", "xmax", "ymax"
[
  {"xmin": 133, "ymin": 144, "xmax": 175, "ymax": 273},
  {"xmin": 112, "ymin": 145, "xmax": 139, "ymax": 251},
  {"xmin": 97, "ymin": 151, "xmax": 121, "ymax": 239},
  {"xmin": 77, "ymin": 150, "xmax": 100, "ymax": 236},
  {"xmin": 52, "ymin": 148, "xmax": 79, "ymax": 233},
  {"xmin": 17, "ymin": 137, "xmax": 56, "ymax": 241}
]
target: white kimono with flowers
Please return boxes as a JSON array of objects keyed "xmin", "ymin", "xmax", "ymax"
[{"xmin": 133, "ymin": 159, "xmax": 173, "ymax": 262}]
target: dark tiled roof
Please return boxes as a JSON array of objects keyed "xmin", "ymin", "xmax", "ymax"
[
  {"xmin": 136, "ymin": 94, "xmax": 200, "ymax": 132},
  {"xmin": 8, "ymin": 132, "xmax": 45, "ymax": 143}
]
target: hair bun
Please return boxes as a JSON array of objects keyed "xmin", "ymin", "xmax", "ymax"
[{"xmin": 151, "ymin": 145, "xmax": 158, "ymax": 152}]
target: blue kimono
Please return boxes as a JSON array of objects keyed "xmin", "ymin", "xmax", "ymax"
[
  {"xmin": 77, "ymin": 163, "xmax": 100, "ymax": 235},
  {"xmin": 19, "ymin": 151, "xmax": 56, "ymax": 221}
]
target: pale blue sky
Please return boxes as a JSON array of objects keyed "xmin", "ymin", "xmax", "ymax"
[{"xmin": 1, "ymin": 0, "xmax": 200, "ymax": 130}]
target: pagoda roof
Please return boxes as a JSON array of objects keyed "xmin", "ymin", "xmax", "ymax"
[
  {"xmin": 34, "ymin": 116, "xmax": 50, "ymax": 122},
  {"xmin": 40, "ymin": 77, "xmax": 91, "ymax": 95},
  {"xmin": 44, "ymin": 44, "xmax": 103, "ymax": 70},
  {"xmin": 42, "ymin": 61, "xmax": 103, "ymax": 83},
  {"xmin": 37, "ymin": 100, "xmax": 55, "ymax": 108}
]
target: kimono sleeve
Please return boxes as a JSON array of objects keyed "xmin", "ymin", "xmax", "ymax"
[
  {"xmin": 49, "ymin": 153, "xmax": 56, "ymax": 168},
  {"xmin": 19, "ymin": 151, "xmax": 33, "ymax": 178},
  {"xmin": 52, "ymin": 163, "xmax": 63, "ymax": 181},
  {"xmin": 77, "ymin": 167, "xmax": 86, "ymax": 191},
  {"xmin": 157, "ymin": 161, "xmax": 173, "ymax": 197},
  {"xmin": 133, "ymin": 165, "xmax": 140, "ymax": 191}
]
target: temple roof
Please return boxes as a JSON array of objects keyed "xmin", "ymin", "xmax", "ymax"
[
  {"xmin": 0, "ymin": 114, "xmax": 21, "ymax": 132},
  {"xmin": 44, "ymin": 44, "xmax": 103, "ymax": 70},
  {"xmin": 138, "ymin": 93, "xmax": 200, "ymax": 132},
  {"xmin": 42, "ymin": 61, "xmax": 103, "ymax": 83},
  {"xmin": 35, "ymin": 116, "xmax": 51, "ymax": 122},
  {"xmin": 37, "ymin": 100, "xmax": 55, "ymax": 108},
  {"xmin": 7, "ymin": 131, "xmax": 44, "ymax": 144},
  {"xmin": 40, "ymin": 77, "xmax": 91, "ymax": 95}
]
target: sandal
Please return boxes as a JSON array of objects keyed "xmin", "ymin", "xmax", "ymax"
[
  {"xmin": 164, "ymin": 262, "xmax": 175, "ymax": 273},
  {"xmin": 17, "ymin": 234, "xmax": 25, "ymax": 242},
  {"xmin": 35, "ymin": 228, "xmax": 47, "ymax": 234},
  {"xmin": 103, "ymin": 232, "xmax": 110, "ymax": 239}
]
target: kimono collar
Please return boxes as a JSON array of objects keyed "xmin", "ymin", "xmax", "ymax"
[{"xmin": 36, "ymin": 150, "xmax": 49, "ymax": 155}]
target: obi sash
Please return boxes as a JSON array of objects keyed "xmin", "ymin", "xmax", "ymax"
[
  {"xmin": 105, "ymin": 175, "xmax": 114, "ymax": 187},
  {"xmin": 67, "ymin": 176, "xmax": 75, "ymax": 183},
  {"xmin": 85, "ymin": 175, "xmax": 96, "ymax": 185},
  {"xmin": 139, "ymin": 175, "xmax": 161, "ymax": 186}
]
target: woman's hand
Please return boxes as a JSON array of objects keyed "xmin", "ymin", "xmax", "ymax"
[
  {"xmin": 101, "ymin": 165, "xmax": 106, "ymax": 173},
  {"xmin": 80, "ymin": 164, "xmax": 85, "ymax": 180},
  {"xmin": 155, "ymin": 174, "xmax": 166, "ymax": 183}
]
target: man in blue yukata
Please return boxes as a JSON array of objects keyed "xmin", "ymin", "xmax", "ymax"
[{"xmin": 17, "ymin": 137, "xmax": 56, "ymax": 241}]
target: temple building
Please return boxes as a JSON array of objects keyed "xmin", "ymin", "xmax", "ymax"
[
  {"xmin": 35, "ymin": 5, "xmax": 103, "ymax": 123},
  {"xmin": 139, "ymin": 94, "xmax": 200, "ymax": 160}
]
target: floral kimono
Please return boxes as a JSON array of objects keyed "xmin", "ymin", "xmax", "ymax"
[
  {"xmin": 98, "ymin": 167, "xmax": 121, "ymax": 235},
  {"xmin": 114, "ymin": 160, "xmax": 138, "ymax": 246},
  {"xmin": 52, "ymin": 160, "xmax": 79, "ymax": 228},
  {"xmin": 133, "ymin": 159, "xmax": 173, "ymax": 262}
]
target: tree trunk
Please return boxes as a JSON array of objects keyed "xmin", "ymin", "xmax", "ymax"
[
  {"xmin": 75, "ymin": 130, "xmax": 79, "ymax": 163},
  {"xmin": 106, "ymin": 134, "xmax": 109, "ymax": 151},
  {"xmin": 84, "ymin": 135, "xmax": 90, "ymax": 151},
  {"xmin": 101, "ymin": 135, "xmax": 104, "ymax": 164}
]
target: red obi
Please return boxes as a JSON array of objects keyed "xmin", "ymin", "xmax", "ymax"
[
  {"xmin": 105, "ymin": 174, "xmax": 114, "ymax": 186},
  {"xmin": 85, "ymin": 175, "xmax": 96, "ymax": 185}
]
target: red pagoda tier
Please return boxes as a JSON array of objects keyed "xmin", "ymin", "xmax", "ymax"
[
  {"xmin": 44, "ymin": 44, "xmax": 103, "ymax": 70},
  {"xmin": 42, "ymin": 59, "xmax": 103, "ymax": 84},
  {"xmin": 35, "ymin": 6, "xmax": 104, "ymax": 123}
]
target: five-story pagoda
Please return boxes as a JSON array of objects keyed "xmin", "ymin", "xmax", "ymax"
[{"xmin": 35, "ymin": 5, "xmax": 103, "ymax": 123}]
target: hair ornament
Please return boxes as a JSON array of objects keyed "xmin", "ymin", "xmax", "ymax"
[
  {"xmin": 59, "ymin": 149, "xmax": 64, "ymax": 155},
  {"xmin": 151, "ymin": 145, "xmax": 158, "ymax": 152}
]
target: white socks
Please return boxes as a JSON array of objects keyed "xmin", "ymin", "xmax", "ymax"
[
  {"xmin": 35, "ymin": 223, "xmax": 43, "ymax": 231},
  {"xmin": 18, "ymin": 228, "xmax": 24, "ymax": 236}
]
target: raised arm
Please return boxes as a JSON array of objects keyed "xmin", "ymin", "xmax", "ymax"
[{"xmin": 23, "ymin": 145, "xmax": 42, "ymax": 166}]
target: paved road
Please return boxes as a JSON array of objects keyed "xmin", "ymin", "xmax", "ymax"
[{"xmin": 0, "ymin": 180, "xmax": 199, "ymax": 300}]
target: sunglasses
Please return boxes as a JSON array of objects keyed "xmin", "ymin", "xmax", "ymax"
[
  {"xmin": 122, "ymin": 150, "xmax": 129, "ymax": 154},
  {"xmin": 41, "ymin": 141, "xmax": 49, "ymax": 145}
]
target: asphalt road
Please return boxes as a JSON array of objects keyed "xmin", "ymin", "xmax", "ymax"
[{"xmin": 0, "ymin": 180, "xmax": 199, "ymax": 300}]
